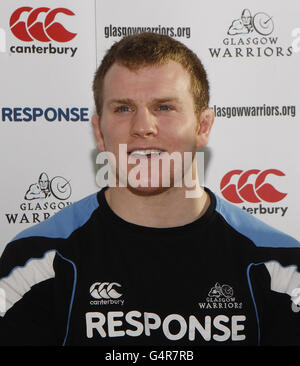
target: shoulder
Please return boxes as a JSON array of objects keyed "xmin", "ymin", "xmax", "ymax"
[
  {"xmin": 12, "ymin": 191, "xmax": 100, "ymax": 242},
  {"xmin": 213, "ymin": 192, "xmax": 300, "ymax": 248},
  {"xmin": 0, "ymin": 191, "xmax": 100, "ymax": 277}
]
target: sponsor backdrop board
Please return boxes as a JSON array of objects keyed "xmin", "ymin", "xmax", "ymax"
[
  {"xmin": 0, "ymin": 0, "xmax": 98, "ymax": 254},
  {"xmin": 1, "ymin": 0, "xmax": 300, "ymax": 254}
]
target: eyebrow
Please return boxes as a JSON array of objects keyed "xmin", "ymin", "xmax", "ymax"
[
  {"xmin": 107, "ymin": 97, "xmax": 182, "ymax": 105},
  {"xmin": 152, "ymin": 97, "xmax": 182, "ymax": 104},
  {"xmin": 107, "ymin": 98, "xmax": 134, "ymax": 105}
]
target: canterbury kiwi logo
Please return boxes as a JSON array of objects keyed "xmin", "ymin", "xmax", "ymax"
[
  {"xmin": 220, "ymin": 169, "xmax": 287, "ymax": 203},
  {"xmin": 9, "ymin": 7, "xmax": 77, "ymax": 43},
  {"xmin": 90, "ymin": 282, "xmax": 122, "ymax": 299}
]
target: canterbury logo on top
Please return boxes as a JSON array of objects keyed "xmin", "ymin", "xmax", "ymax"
[
  {"xmin": 9, "ymin": 7, "xmax": 77, "ymax": 43},
  {"xmin": 90, "ymin": 282, "xmax": 123, "ymax": 300},
  {"xmin": 220, "ymin": 169, "xmax": 287, "ymax": 203}
]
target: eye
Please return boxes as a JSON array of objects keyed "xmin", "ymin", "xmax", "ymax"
[
  {"xmin": 115, "ymin": 105, "xmax": 131, "ymax": 113},
  {"xmin": 158, "ymin": 105, "xmax": 172, "ymax": 111}
]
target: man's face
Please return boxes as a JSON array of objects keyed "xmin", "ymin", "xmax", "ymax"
[
  {"xmin": 241, "ymin": 10, "xmax": 251, "ymax": 26},
  {"xmin": 93, "ymin": 60, "xmax": 213, "ymax": 195},
  {"xmin": 38, "ymin": 173, "xmax": 49, "ymax": 191}
]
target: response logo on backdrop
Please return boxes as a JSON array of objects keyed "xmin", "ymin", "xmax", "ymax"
[
  {"xmin": 9, "ymin": 6, "xmax": 78, "ymax": 57},
  {"xmin": 220, "ymin": 169, "xmax": 288, "ymax": 217},
  {"xmin": 209, "ymin": 8, "xmax": 293, "ymax": 58},
  {"xmin": 5, "ymin": 171, "xmax": 73, "ymax": 225}
]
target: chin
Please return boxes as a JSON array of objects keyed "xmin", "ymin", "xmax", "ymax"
[{"xmin": 126, "ymin": 184, "xmax": 171, "ymax": 197}]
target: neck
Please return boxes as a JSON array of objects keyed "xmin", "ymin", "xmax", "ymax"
[{"xmin": 104, "ymin": 183, "xmax": 210, "ymax": 228}]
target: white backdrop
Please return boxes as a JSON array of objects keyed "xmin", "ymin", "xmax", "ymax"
[{"xmin": 0, "ymin": 0, "xmax": 300, "ymax": 254}]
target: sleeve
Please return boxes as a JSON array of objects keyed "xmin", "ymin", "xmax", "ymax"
[
  {"xmin": 249, "ymin": 255, "xmax": 300, "ymax": 346},
  {"xmin": 0, "ymin": 241, "xmax": 59, "ymax": 346}
]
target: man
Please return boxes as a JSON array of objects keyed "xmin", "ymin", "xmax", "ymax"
[{"xmin": 0, "ymin": 33, "xmax": 300, "ymax": 346}]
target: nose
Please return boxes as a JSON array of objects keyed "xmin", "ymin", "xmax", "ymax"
[{"xmin": 130, "ymin": 107, "xmax": 158, "ymax": 138}]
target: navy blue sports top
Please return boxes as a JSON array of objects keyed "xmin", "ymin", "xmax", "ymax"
[{"xmin": 0, "ymin": 187, "xmax": 300, "ymax": 346}]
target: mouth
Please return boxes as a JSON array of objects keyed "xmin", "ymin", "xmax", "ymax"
[{"xmin": 128, "ymin": 149, "xmax": 166, "ymax": 158}]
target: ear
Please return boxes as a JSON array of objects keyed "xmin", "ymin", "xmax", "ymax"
[
  {"xmin": 91, "ymin": 114, "xmax": 105, "ymax": 151},
  {"xmin": 195, "ymin": 108, "xmax": 215, "ymax": 148}
]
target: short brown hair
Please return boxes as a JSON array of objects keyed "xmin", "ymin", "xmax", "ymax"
[{"xmin": 93, "ymin": 32, "xmax": 210, "ymax": 116}]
